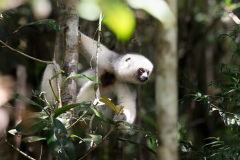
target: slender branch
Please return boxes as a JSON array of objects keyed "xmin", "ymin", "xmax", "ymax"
[
  {"xmin": 53, "ymin": 61, "xmax": 62, "ymax": 109},
  {"xmin": 5, "ymin": 139, "xmax": 36, "ymax": 160},
  {"xmin": 95, "ymin": 13, "xmax": 103, "ymax": 99},
  {"xmin": 222, "ymin": 4, "xmax": 240, "ymax": 24},
  {"xmin": 0, "ymin": 40, "xmax": 53, "ymax": 64},
  {"xmin": 210, "ymin": 103, "xmax": 235, "ymax": 116},
  {"xmin": 78, "ymin": 124, "xmax": 118, "ymax": 160},
  {"xmin": 67, "ymin": 111, "xmax": 88, "ymax": 130}
]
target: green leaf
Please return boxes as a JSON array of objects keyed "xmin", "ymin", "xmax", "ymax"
[
  {"xmin": 46, "ymin": 125, "xmax": 58, "ymax": 145},
  {"xmin": 22, "ymin": 136, "xmax": 46, "ymax": 143},
  {"xmin": 99, "ymin": 97, "xmax": 119, "ymax": 113},
  {"xmin": 49, "ymin": 138, "xmax": 75, "ymax": 160},
  {"xmin": 84, "ymin": 134, "xmax": 102, "ymax": 143},
  {"xmin": 53, "ymin": 118, "xmax": 68, "ymax": 134},
  {"xmin": 14, "ymin": 19, "xmax": 60, "ymax": 33},
  {"xmin": 77, "ymin": 0, "xmax": 135, "ymax": 41},
  {"xmin": 47, "ymin": 117, "xmax": 67, "ymax": 144},
  {"xmin": 70, "ymin": 134, "xmax": 84, "ymax": 140},
  {"xmin": 101, "ymin": 0, "xmax": 135, "ymax": 41},
  {"xmin": 205, "ymin": 137, "xmax": 220, "ymax": 141},
  {"xmin": 91, "ymin": 107, "xmax": 107, "ymax": 121},
  {"xmin": 47, "ymin": 117, "xmax": 75, "ymax": 160},
  {"xmin": 61, "ymin": 74, "xmax": 100, "ymax": 88},
  {"xmin": 16, "ymin": 118, "xmax": 48, "ymax": 135},
  {"xmin": 224, "ymin": 0, "xmax": 232, "ymax": 6},
  {"xmin": 202, "ymin": 141, "xmax": 224, "ymax": 148},
  {"xmin": 118, "ymin": 106, "xmax": 124, "ymax": 115},
  {"xmin": 54, "ymin": 103, "xmax": 81, "ymax": 118},
  {"xmin": 127, "ymin": 0, "xmax": 176, "ymax": 28}
]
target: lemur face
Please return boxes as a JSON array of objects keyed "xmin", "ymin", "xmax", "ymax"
[{"xmin": 116, "ymin": 54, "xmax": 153, "ymax": 84}]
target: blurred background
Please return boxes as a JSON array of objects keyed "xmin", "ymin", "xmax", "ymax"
[{"xmin": 0, "ymin": 0, "xmax": 240, "ymax": 159}]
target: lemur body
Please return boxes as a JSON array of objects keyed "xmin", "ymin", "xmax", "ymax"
[{"xmin": 41, "ymin": 34, "xmax": 153, "ymax": 124}]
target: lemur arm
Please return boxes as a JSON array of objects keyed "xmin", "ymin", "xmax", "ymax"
[
  {"xmin": 114, "ymin": 83, "xmax": 137, "ymax": 123},
  {"xmin": 79, "ymin": 34, "xmax": 118, "ymax": 68}
]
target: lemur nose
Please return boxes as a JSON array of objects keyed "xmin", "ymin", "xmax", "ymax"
[
  {"xmin": 143, "ymin": 77, "xmax": 148, "ymax": 81},
  {"xmin": 140, "ymin": 76, "xmax": 148, "ymax": 82}
]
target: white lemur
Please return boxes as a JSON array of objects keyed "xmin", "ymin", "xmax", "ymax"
[{"xmin": 41, "ymin": 33, "xmax": 153, "ymax": 124}]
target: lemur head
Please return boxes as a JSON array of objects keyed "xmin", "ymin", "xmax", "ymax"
[{"xmin": 115, "ymin": 54, "xmax": 153, "ymax": 84}]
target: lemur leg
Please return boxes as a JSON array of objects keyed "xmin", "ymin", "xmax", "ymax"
[
  {"xmin": 41, "ymin": 64, "xmax": 62, "ymax": 106},
  {"xmin": 114, "ymin": 83, "xmax": 137, "ymax": 123}
]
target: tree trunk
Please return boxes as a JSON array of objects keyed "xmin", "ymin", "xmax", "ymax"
[
  {"xmin": 62, "ymin": 0, "xmax": 79, "ymax": 105},
  {"xmin": 155, "ymin": 0, "xmax": 178, "ymax": 159}
]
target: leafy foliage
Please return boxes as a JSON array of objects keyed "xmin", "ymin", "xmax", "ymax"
[
  {"xmin": 16, "ymin": 118, "xmax": 48, "ymax": 135},
  {"xmin": 0, "ymin": 1, "xmax": 160, "ymax": 159},
  {"xmin": 180, "ymin": 24, "xmax": 240, "ymax": 159},
  {"xmin": 76, "ymin": 0, "xmax": 176, "ymax": 40},
  {"xmin": 77, "ymin": 0, "xmax": 135, "ymax": 41},
  {"xmin": 2, "ymin": 71, "xmax": 157, "ymax": 160}
]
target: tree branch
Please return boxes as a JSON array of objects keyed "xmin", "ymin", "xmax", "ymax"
[
  {"xmin": 5, "ymin": 139, "xmax": 36, "ymax": 160},
  {"xmin": 67, "ymin": 111, "xmax": 88, "ymax": 130},
  {"xmin": 222, "ymin": 4, "xmax": 240, "ymax": 24},
  {"xmin": 78, "ymin": 124, "xmax": 118, "ymax": 160},
  {"xmin": 94, "ymin": 13, "xmax": 103, "ymax": 99},
  {"xmin": 0, "ymin": 40, "xmax": 53, "ymax": 64}
]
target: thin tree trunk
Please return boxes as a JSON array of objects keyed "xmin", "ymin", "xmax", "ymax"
[
  {"xmin": 155, "ymin": 0, "xmax": 178, "ymax": 159},
  {"xmin": 62, "ymin": 0, "xmax": 79, "ymax": 105}
]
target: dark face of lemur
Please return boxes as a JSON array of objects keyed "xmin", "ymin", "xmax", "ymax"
[{"xmin": 137, "ymin": 68, "xmax": 150, "ymax": 82}]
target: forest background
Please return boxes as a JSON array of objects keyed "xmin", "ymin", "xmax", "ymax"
[{"xmin": 0, "ymin": 0, "xmax": 240, "ymax": 159}]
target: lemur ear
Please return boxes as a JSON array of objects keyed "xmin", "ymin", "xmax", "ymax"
[{"xmin": 125, "ymin": 57, "xmax": 131, "ymax": 62}]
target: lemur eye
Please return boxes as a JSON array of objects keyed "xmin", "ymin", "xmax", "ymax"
[{"xmin": 138, "ymin": 68, "xmax": 144, "ymax": 73}]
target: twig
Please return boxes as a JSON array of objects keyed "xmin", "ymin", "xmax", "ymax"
[
  {"xmin": 53, "ymin": 61, "xmax": 62, "ymax": 109},
  {"xmin": 222, "ymin": 4, "xmax": 240, "ymax": 24},
  {"xmin": 67, "ymin": 111, "xmax": 88, "ymax": 130},
  {"xmin": 5, "ymin": 139, "xmax": 36, "ymax": 160},
  {"xmin": 95, "ymin": 12, "xmax": 103, "ymax": 99},
  {"xmin": 210, "ymin": 103, "xmax": 235, "ymax": 116},
  {"xmin": 0, "ymin": 40, "xmax": 53, "ymax": 64},
  {"xmin": 78, "ymin": 124, "xmax": 118, "ymax": 160}
]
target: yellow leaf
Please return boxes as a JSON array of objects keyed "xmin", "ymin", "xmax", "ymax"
[{"xmin": 99, "ymin": 97, "xmax": 119, "ymax": 113}]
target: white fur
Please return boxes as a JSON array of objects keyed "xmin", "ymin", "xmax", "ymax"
[
  {"xmin": 76, "ymin": 34, "xmax": 153, "ymax": 123},
  {"xmin": 41, "ymin": 34, "xmax": 153, "ymax": 124},
  {"xmin": 41, "ymin": 64, "xmax": 62, "ymax": 106}
]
